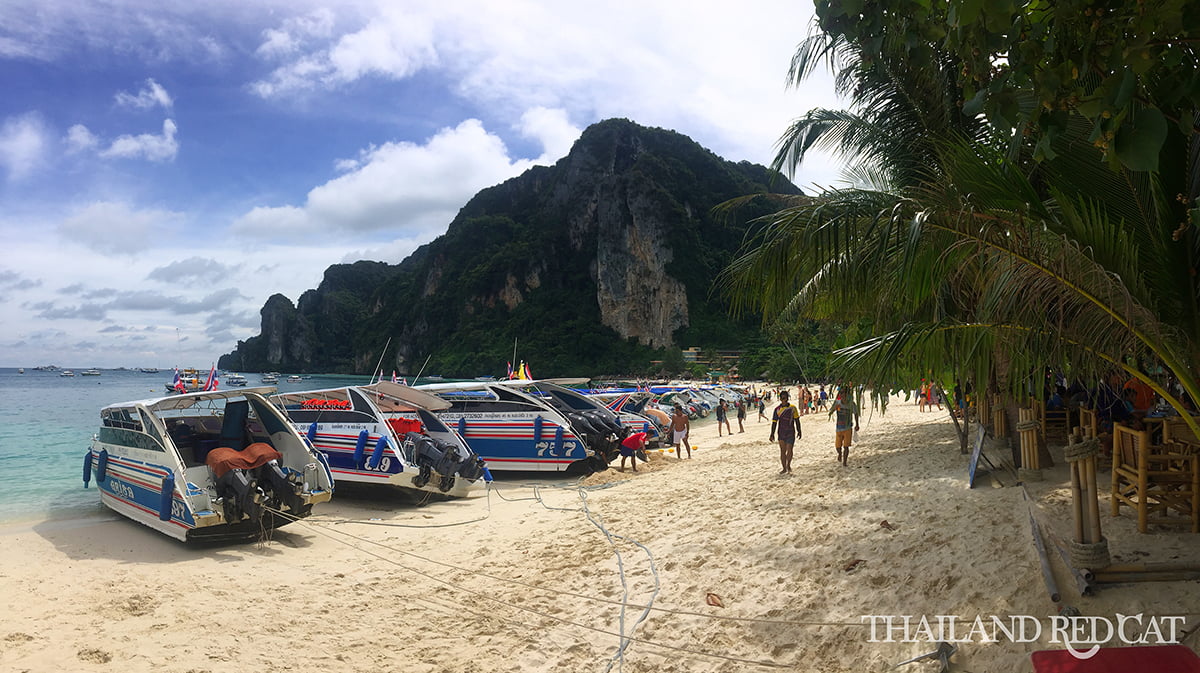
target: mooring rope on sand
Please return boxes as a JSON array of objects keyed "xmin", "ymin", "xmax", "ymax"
[
  {"xmin": 298, "ymin": 480, "xmax": 863, "ymax": 628},
  {"xmin": 268, "ymin": 505, "xmax": 795, "ymax": 668}
]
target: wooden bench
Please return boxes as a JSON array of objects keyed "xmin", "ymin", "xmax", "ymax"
[{"xmin": 1110, "ymin": 424, "xmax": 1200, "ymax": 533}]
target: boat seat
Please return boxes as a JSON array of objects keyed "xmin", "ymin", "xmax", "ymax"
[{"xmin": 219, "ymin": 401, "xmax": 250, "ymax": 451}]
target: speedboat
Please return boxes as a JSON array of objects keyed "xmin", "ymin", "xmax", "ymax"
[
  {"xmin": 271, "ymin": 381, "xmax": 488, "ymax": 497},
  {"xmin": 261, "ymin": 372, "xmax": 280, "ymax": 384},
  {"xmin": 165, "ymin": 368, "xmax": 205, "ymax": 394},
  {"xmin": 286, "ymin": 375, "xmax": 303, "ymax": 383},
  {"xmin": 81, "ymin": 368, "xmax": 102, "ymax": 376},
  {"xmin": 60, "ymin": 370, "xmax": 75, "ymax": 377},
  {"xmin": 225, "ymin": 373, "xmax": 248, "ymax": 387},
  {"xmin": 84, "ymin": 387, "xmax": 334, "ymax": 542},
  {"xmin": 417, "ymin": 379, "xmax": 625, "ymax": 473}
]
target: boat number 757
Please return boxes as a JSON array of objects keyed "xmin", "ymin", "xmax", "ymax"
[{"xmin": 536, "ymin": 441, "xmax": 578, "ymax": 457}]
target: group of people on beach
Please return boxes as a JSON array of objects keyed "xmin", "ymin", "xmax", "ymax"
[
  {"xmin": 620, "ymin": 384, "xmax": 861, "ymax": 475},
  {"xmin": 768, "ymin": 385, "xmax": 859, "ymax": 474}
]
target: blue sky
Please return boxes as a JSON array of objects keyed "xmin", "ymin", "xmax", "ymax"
[{"xmin": 0, "ymin": 1, "xmax": 842, "ymax": 369}]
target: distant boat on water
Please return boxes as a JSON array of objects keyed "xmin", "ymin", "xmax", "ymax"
[
  {"xmin": 140, "ymin": 367, "xmax": 160, "ymax": 374},
  {"xmin": 60, "ymin": 370, "xmax": 75, "ymax": 377},
  {"xmin": 261, "ymin": 372, "xmax": 280, "ymax": 384},
  {"xmin": 81, "ymin": 369, "xmax": 101, "ymax": 376},
  {"xmin": 225, "ymin": 373, "xmax": 248, "ymax": 387},
  {"xmin": 17, "ymin": 368, "xmax": 24, "ymax": 374}
]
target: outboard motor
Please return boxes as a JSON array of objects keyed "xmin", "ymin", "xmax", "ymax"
[
  {"xmin": 567, "ymin": 412, "xmax": 601, "ymax": 435},
  {"xmin": 584, "ymin": 409, "xmax": 622, "ymax": 435},
  {"xmin": 458, "ymin": 456, "xmax": 486, "ymax": 482},
  {"xmin": 214, "ymin": 469, "xmax": 263, "ymax": 524},
  {"xmin": 259, "ymin": 460, "xmax": 305, "ymax": 515}
]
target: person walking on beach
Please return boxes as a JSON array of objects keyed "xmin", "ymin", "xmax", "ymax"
[
  {"xmin": 769, "ymin": 390, "xmax": 802, "ymax": 474},
  {"xmin": 670, "ymin": 404, "xmax": 692, "ymax": 459},
  {"xmin": 828, "ymin": 390, "xmax": 860, "ymax": 466},
  {"xmin": 736, "ymin": 399, "xmax": 746, "ymax": 433},
  {"xmin": 757, "ymin": 396, "xmax": 767, "ymax": 421},
  {"xmin": 716, "ymin": 398, "xmax": 732, "ymax": 436}
]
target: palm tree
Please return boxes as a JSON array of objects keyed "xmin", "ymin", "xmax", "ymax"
[{"xmin": 722, "ymin": 24, "xmax": 1200, "ymax": 439}]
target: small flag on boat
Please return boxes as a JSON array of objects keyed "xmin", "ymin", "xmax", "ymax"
[
  {"xmin": 506, "ymin": 361, "xmax": 514, "ymax": 379},
  {"xmin": 172, "ymin": 368, "xmax": 186, "ymax": 393},
  {"xmin": 203, "ymin": 365, "xmax": 219, "ymax": 391},
  {"xmin": 391, "ymin": 370, "xmax": 398, "ymax": 384}
]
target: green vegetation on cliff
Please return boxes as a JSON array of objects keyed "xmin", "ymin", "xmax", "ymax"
[{"xmin": 221, "ymin": 119, "xmax": 827, "ymax": 378}]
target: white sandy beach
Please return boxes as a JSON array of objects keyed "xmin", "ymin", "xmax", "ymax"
[{"xmin": 2, "ymin": 395, "xmax": 1198, "ymax": 672}]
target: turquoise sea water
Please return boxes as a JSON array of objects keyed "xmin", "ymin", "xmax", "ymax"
[{"xmin": 0, "ymin": 368, "xmax": 369, "ymax": 525}]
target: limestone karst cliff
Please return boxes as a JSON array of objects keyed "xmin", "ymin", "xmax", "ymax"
[{"xmin": 219, "ymin": 119, "xmax": 799, "ymax": 376}]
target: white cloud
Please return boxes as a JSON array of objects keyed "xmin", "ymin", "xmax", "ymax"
[
  {"xmin": 57, "ymin": 201, "xmax": 184, "ymax": 255},
  {"xmin": 255, "ymin": 8, "xmax": 336, "ymax": 58},
  {"xmin": 0, "ymin": 112, "xmax": 50, "ymax": 180},
  {"xmin": 100, "ymin": 119, "xmax": 179, "ymax": 161},
  {"xmin": 64, "ymin": 124, "xmax": 99, "ymax": 153},
  {"xmin": 115, "ymin": 78, "xmax": 174, "ymax": 110},
  {"xmin": 518, "ymin": 107, "xmax": 581, "ymax": 164},
  {"xmin": 232, "ymin": 118, "xmax": 558, "ymax": 246},
  {"xmin": 251, "ymin": 6, "xmax": 438, "ymax": 97}
]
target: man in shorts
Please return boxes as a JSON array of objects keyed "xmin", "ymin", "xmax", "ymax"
[
  {"xmin": 618, "ymin": 431, "xmax": 648, "ymax": 472},
  {"xmin": 769, "ymin": 390, "xmax": 802, "ymax": 474},
  {"xmin": 716, "ymin": 398, "xmax": 732, "ymax": 436},
  {"xmin": 670, "ymin": 404, "xmax": 692, "ymax": 459},
  {"xmin": 828, "ymin": 390, "xmax": 860, "ymax": 466}
]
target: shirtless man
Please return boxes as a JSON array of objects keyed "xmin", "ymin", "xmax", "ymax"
[{"xmin": 670, "ymin": 404, "xmax": 692, "ymax": 459}]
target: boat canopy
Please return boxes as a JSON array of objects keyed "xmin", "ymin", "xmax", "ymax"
[
  {"xmin": 101, "ymin": 386, "xmax": 280, "ymax": 412},
  {"xmin": 417, "ymin": 377, "xmax": 589, "ymax": 393},
  {"xmin": 273, "ymin": 381, "xmax": 451, "ymax": 412}
]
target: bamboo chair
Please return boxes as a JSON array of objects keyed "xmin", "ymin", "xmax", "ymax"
[
  {"xmin": 1110, "ymin": 424, "xmax": 1200, "ymax": 533},
  {"xmin": 1038, "ymin": 399, "xmax": 1071, "ymax": 446}
]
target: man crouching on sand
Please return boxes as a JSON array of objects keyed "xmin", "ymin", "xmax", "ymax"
[
  {"xmin": 671, "ymin": 404, "xmax": 692, "ymax": 459},
  {"xmin": 769, "ymin": 391, "xmax": 801, "ymax": 474}
]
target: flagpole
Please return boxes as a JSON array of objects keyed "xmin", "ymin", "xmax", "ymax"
[{"xmin": 370, "ymin": 337, "xmax": 392, "ymax": 385}]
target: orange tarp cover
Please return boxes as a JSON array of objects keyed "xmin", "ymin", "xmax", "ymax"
[{"xmin": 205, "ymin": 442, "xmax": 282, "ymax": 478}]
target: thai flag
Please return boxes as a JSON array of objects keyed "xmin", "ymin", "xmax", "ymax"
[
  {"xmin": 506, "ymin": 361, "xmax": 514, "ymax": 379},
  {"xmin": 203, "ymin": 365, "xmax": 219, "ymax": 391},
  {"xmin": 172, "ymin": 368, "xmax": 186, "ymax": 393},
  {"xmin": 391, "ymin": 370, "xmax": 398, "ymax": 384}
]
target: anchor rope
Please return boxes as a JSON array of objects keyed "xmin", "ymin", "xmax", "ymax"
[
  {"xmin": 266, "ymin": 505, "xmax": 793, "ymax": 669},
  {"xmin": 306, "ymin": 481, "xmax": 849, "ymax": 626}
]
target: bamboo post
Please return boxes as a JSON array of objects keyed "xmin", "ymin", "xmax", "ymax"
[
  {"xmin": 1138, "ymin": 438, "xmax": 1149, "ymax": 533},
  {"xmin": 1068, "ymin": 434, "xmax": 1086, "ymax": 542},
  {"xmin": 1066, "ymin": 428, "xmax": 1110, "ymax": 569},
  {"xmin": 1085, "ymin": 456, "xmax": 1103, "ymax": 543},
  {"xmin": 1017, "ymin": 407, "xmax": 1042, "ymax": 480}
]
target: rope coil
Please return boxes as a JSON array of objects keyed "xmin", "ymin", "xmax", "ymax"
[
  {"xmin": 1069, "ymin": 538, "xmax": 1111, "ymax": 570},
  {"xmin": 1063, "ymin": 437, "xmax": 1101, "ymax": 462}
]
